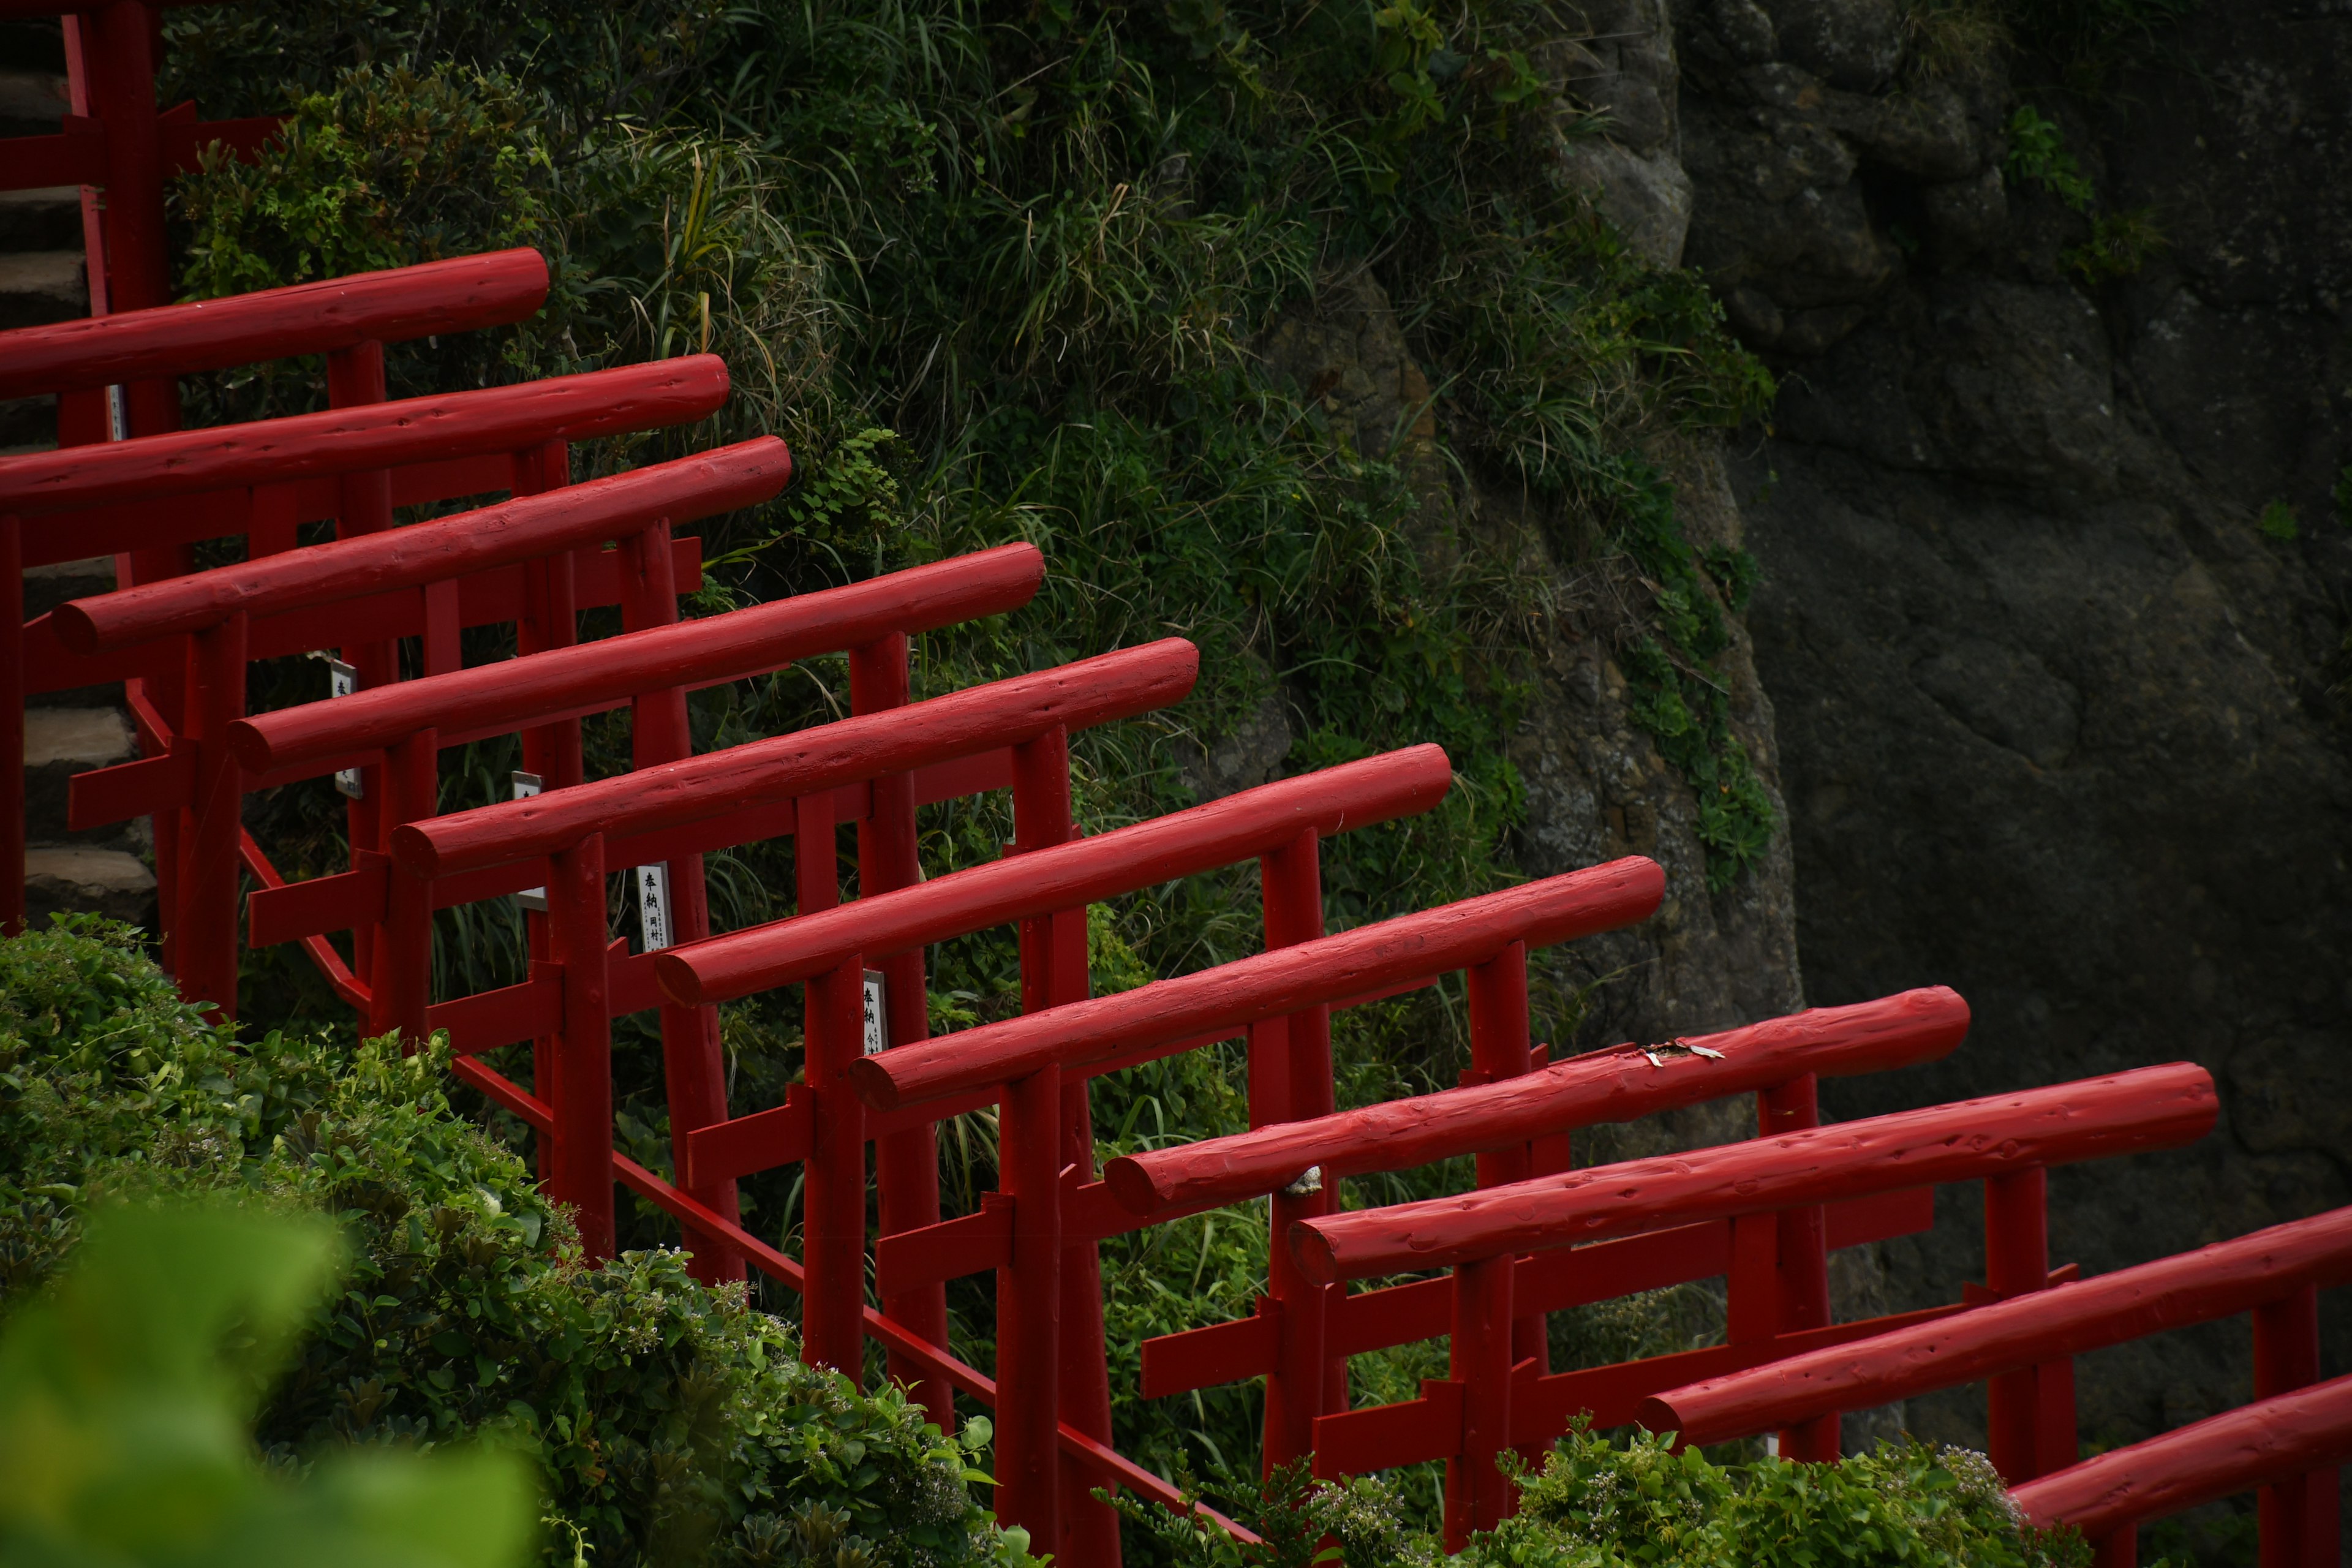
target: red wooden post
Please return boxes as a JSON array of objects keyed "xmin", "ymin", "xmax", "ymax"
[
  {"xmin": 2253, "ymin": 1284, "xmax": 2335, "ymax": 1568},
  {"xmin": 175, "ymin": 611, "xmax": 247, "ymax": 1016},
  {"xmin": 1262, "ymin": 827, "xmax": 1338, "ymax": 1471},
  {"xmin": 853, "ymin": 633, "xmax": 953, "ymax": 1425},
  {"xmin": 371, "ymin": 729, "xmax": 439, "ymax": 1045},
  {"xmin": 998, "ymin": 1058, "xmax": 1065, "ymax": 1551},
  {"xmin": 326, "ymin": 341, "xmax": 397, "ymax": 979},
  {"xmin": 797, "ymin": 786, "xmax": 870, "ymax": 1376},
  {"xmin": 548, "ymin": 832, "xmax": 614, "ymax": 1257},
  {"xmin": 617, "ymin": 518, "xmax": 742, "ymax": 1283},
  {"xmin": 1985, "ymin": 1166, "xmax": 2058, "ymax": 1482},
  {"xmin": 1009, "ymin": 725, "xmax": 1120, "ymax": 1566},
  {"xmin": 1468, "ymin": 941, "xmax": 1548, "ymax": 1394},
  {"xmin": 516, "ymin": 440, "xmax": 579, "ymax": 1189},
  {"xmin": 1760, "ymin": 1074, "xmax": 1836, "ymax": 1460},
  {"xmin": 1447, "ymin": 1253, "xmax": 1516, "ymax": 1551}
]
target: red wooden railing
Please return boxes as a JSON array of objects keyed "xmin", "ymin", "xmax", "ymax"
[{"xmin": 9, "ymin": 34, "xmax": 2342, "ymax": 1556}]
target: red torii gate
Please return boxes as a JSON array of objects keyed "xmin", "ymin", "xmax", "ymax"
[
  {"xmin": 1288, "ymin": 1063, "xmax": 2220, "ymax": 1550},
  {"xmin": 837, "ymin": 861, "xmax": 1665, "ymax": 1556},
  {"xmin": 1646, "ymin": 1203, "xmax": 2352, "ymax": 1567},
  {"xmin": 0, "ymin": 249, "xmax": 557, "ymax": 935},
  {"xmin": 230, "ymin": 546, "xmax": 1049, "ymax": 1280},
  {"xmin": 654, "ymin": 741, "xmax": 1458, "ymax": 1563},
  {"xmin": 47, "ymin": 439, "xmax": 786, "ymax": 1012},
  {"xmin": 2014, "ymin": 1374, "xmax": 2352, "ymax": 1568},
  {"xmin": 379, "ymin": 635, "xmax": 1204, "ymax": 1250},
  {"xmin": 1101, "ymin": 987, "xmax": 1969, "ymax": 1468},
  {"xmin": 383, "ymin": 641, "xmax": 1208, "ymax": 1562}
]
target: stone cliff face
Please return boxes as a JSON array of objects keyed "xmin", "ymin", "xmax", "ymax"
[
  {"xmin": 1667, "ymin": 0, "xmax": 2352, "ymax": 1481},
  {"xmin": 1239, "ymin": 0, "xmax": 2345, "ymax": 1493}
]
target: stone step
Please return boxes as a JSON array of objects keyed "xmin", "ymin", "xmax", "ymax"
[
  {"xmin": 0, "ymin": 250, "xmax": 85, "ymax": 331},
  {"xmin": 0, "ymin": 186, "xmax": 82, "ymax": 251},
  {"xmin": 0, "ymin": 67, "xmax": 66, "ymax": 141},
  {"xmin": 24, "ymin": 704, "xmax": 145, "ymax": 852},
  {"xmin": 24, "ymin": 844, "xmax": 156, "ymax": 931},
  {"xmin": 25, "ymin": 554, "xmax": 114, "ymax": 619}
]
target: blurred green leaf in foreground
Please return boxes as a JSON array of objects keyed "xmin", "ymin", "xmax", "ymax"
[{"xmin": 0, "ymin": 1201, "xmax": 536, "ymax": 1568}]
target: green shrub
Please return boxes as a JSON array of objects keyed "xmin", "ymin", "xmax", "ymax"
[
  {"xmin": 0, "ymin": 918, "xmax": 1035, "ymax": 1568},
  {"xmin": 1457, "ymin": 1427, "xmax": 2094, "ymax": 1567}
]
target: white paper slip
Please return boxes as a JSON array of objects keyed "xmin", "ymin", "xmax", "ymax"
[
  {"xmin": 511, "ymin": 772, "xmax": 546, "ymax": 911},
  {"xmin": 637, "ymin": 862, "xmax": 673, "ymax": 951}
]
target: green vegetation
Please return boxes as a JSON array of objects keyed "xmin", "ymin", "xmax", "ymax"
[
  {"xmin": 0, "ymin": 918, "xmax": 1035, "ymax": 1568},
  {"xmin": 1108, "ymin": 1430, "xmax": 2095, "ymax": 1567},
  {"xmin": 2258, "ymin": 500, "xmax": 2301, "ymax": 542},
  {"xmin": 1453, "ymin": 1428, "xmax": 2092, "ymax": 1568},
  {"xmin": 2002, "ymin": 107, "xmax": 2095, "ymax": 212},
  {"xmin": 2062, "ymin": 208, "xmax": 2166, "ymax": 284},
  {"xmin": 0, "ymin": 1202, "xmax": 534, "ymax": 1568}
]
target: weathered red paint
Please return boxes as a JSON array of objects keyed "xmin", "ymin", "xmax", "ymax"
[
  {"xmin": 846, "ymin": 858, "xmax": 1667, "ymax": 1113},
  {"xmin": 1290, "ymin": 1063, "xmax": 2217, "ymax": 1284},
  {"xmin": 2013, "ymin": 1374, "xmax": 2352, "ymax": 1562},
  {"xmin": 1106, "ymin": 987, "xmax": 1972, "ymax": 1219},
  {"xmin": 652, "ymin": 744, "xmax": 1457, "ymax": 1006},
  {"xmin": 1643, "ymin": 1204, "xmax": 2352, "ymax": 1447},
  {"xmin": 56, "ymin": 439, "xmax": 784, "ymax": 652},
  {"xmin": 0, "ymin": 249, "xmax": 547, "ymax": 399},
  {"xmin": 228, "ymin": 545, "xmax": 1044, "ymax": 775},
  {"xmin": 393, "ymin": 639, "xmax": 1200, "ymax": 880},
  {"xmin": 0, "ymin": 358, "xmax": 726, "ymax": 525}
]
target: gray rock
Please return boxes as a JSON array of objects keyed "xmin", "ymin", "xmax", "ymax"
[
  {"xmin": 24, "ymin": 845, "xmax": 156, "ymax": 931},
  {"xmin": 1921, "ymin": 165, "xmax": 2007, "ymax": 252},
  {"xmin": 1757, "ymin": 0, "xmax": 1904, "ymax": 91}
]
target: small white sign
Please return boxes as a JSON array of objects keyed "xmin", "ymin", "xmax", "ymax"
[
  {"xmin": 862, "ymin": 969, "xmax": 889, "ymax": 1055},
  {"xmin": 511, "ymin": 772, "xmax": 546, "ymax": 911},
  {"xmin": 636, "ymin": 862, "xmax": 673, "ymax": 951},
  {"xmin": 326, "ymin": 658, "xmax": 363, "ymax": 799},
  {"xmin": 105, "ymin": 384, "xmax": 127, "ymax": 443}
]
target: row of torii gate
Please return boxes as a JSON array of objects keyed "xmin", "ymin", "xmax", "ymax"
[{"xmin": 2, "ymin": 7, "xmax": 2348, "ymax": 1562}]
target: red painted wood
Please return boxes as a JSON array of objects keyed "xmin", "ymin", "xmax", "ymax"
[
  {"xmin": 1447, "ymin": 1254, "xmax": 1516, "ymax": 1548},
  {"xmin": 1292, "ymin": 1064, "xmax": 2217, "ymax": 1284},
  {"xmin": 657, "ymin": 744, "xmax": 1455, "ymax": 1007},
  {"xmin": 1509, "ymin": 1304, "xmax": 1969, "ymax": 1447},
  {"xmin": 394, "ymin": 641, "xmax": 1199, "ymax": 877},
  {"xmin": 1141, "ymin": 1303, "xmax": 1282, "ymax": 1400},
  {"xmin": 34, "ymin": 537, "xmax": 699, "ymax": 701},
  {"xmin": 875, "ymin": 1194, "xmax": 1017, "ymax": 1297},
  {"xmin": 1106, "ymin": 989, "xmax": 1970, "ymax": 1219},
  {"xmin": 54, "ymin": 440, "xmax": 785, "ymax": 652},
  {"xmin": 847, "ymin": 859, "xmax": 1666, "ymax": 1114},
  {"xmin": 2253, "ymin": 1284, "xmax": 2332, "ymax": 1568},
  {"xmin": 427, "ymin": 970, "xmax": 563, "ymax": 1056},
  {"xmin": 2011, "ymin": 1372, "xmax": 2352, "ymax": 1546},
  {"xmin": 677, "ymin": 1087, "xmax": 815, "ymax": 1189},
  {"xmin": 0, "ymin": 358, "xmax": 724, "ymax": 519},
  {"xmin": 0, "ymin": 249, "xmax": 547, "ymax": 398},
  {"xmin": 548, "ymin": 834, "xmax": 615, "ymax": 1257},
  {"xmin": 1985, "ymin": 1165, "xmax": 2057, "ymax": 1482},
  {"xmin": 1645, "ymin": 1204, "xmax": 2352, "ymax": 1447},
  {"xmin": 230, "ymin": 545, "xmax": 1043, "ymax": 774},
  {"xmin": 1311, "ymin": 1381, "xmax": 1466, "ymax": 1479}
]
